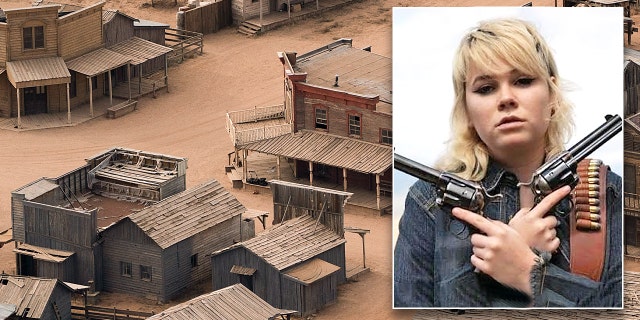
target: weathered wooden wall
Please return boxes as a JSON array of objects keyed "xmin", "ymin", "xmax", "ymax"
[
  {"xmin": 4, "ymin": 6, "xmax": 59, "ymax": 61},
  {"xmin": 184, "ymin": 0, "xmax": 232, "ymax": 34},
  {"xmin": 57, "ymin": 3, "xmax": 104, "ymax": 60},
  {"xmin": 270, "ymin": 182, "xmax": 347, "ymax": 236},
  {"xmin": 625, "ymin": 60, "xmax": 640, "ymax": 117},
  {"xmin": 100, "ymin": 219, "xmax": 164, "ymax": 300},
  {"xmin": 0, "ymin": 73, "xmax": 10, "ymax": 117},
  {"xmin": 54, "ymin": 164, "xmax": 92, "ymax": 199},
  {"xmin": 281, "ymin": 272, "xmax": 339, "ymax": 316},
  {"xmin": 103, "ymin": 13, "xmax": 135, "ymax": 48},
  {"xmin": 626, "ymin": 216, "xmax": 639, "ymax": 247},
  {"xmin": 22, "ymin": 201, "xmax": 98, "ymax": 285},
  {"xmin": 134, "ymin": 27, "xmax": 165, "ymax": 46},
  {"xmin": 0, "ymin": 23, "xmax": 7, "ymax": 65},
  {"xmin": 231, "ymin": 0, "xmax": 271, "ymax": 23}
]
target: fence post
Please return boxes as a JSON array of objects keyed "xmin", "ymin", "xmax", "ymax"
[{"xmin": 113, "ymin": 307, "xmax": 117, "ymax": 320}]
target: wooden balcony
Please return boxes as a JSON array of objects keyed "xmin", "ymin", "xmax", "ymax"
[
  {"xmin": 626, "ymin": 192, "xmax": 640, "ymax": 217},
  {"xmin": 226, "ymin": 105, "xmax": 291, "ymax": 146}
]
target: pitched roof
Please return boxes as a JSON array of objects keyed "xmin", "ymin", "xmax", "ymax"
[
  {"xmin": 66, "ymin": 48, "xmax": 131, "ymax": 77},
  {"xmin": 102, "ymin": 9, "xmax": 138, "ymax": 24},
  {"xmin": 108, "ymin": 37, "xmax": 172, "ymax": 65},
  {"xmin": 0, "ymin": 275, "xmax": 73, "ymax": 319},
  {"xmin": 6, "ymin": 57, "xmax": 70, "ymax": 89},
  {"xmin": 243, "ymin": 130, "xmax": 392, "ymax": 174},
  {"xmin": 125, "ymin": 179, "xmax": 245, "ymax": 249},
  {"xmin": 227, "ymin": 215, "xmax": 345, "ymax": 271},
  {"xmin": 147, "ymin": 284, "xmax": 296, "ymax": 320}
]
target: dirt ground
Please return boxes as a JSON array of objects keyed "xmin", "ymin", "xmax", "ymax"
[{"xmin": 0, "ymin": 0, "xmax": 639, "ymax": 319}]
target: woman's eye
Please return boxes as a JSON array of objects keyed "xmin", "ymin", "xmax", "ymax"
[
  {"xmin": 473, "ymin": 85, "xmax": 494, "ymax": 95},
  {"xmin": 515, "ymin": 77, "xmax": 535, "ymax": 86}
]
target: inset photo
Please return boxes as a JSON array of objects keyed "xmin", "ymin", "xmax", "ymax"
[{"xmin": 392, "ymin": 6, "xmax": 623, "ymax": 308}]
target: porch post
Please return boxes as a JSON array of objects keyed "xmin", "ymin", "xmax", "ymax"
[
  {"xmin": 138, "ymin": 65, "xmax": 142, "ymax": 94},
  {"xmin": 108, "ymin": 71, "xmax": 113, "ymax": 106},
  {"xmin": 288, "ymin": 0, "xmax": 291, "ymax": 19},
  {"xmin": 243, "ymin": 149, "xmax": 248, "ymax": 186},
  {"xmin": 66, "ymin": 83, "xmax": 71, "ymax": 124},
  {"xmin": 165, "ymin": 55, "xmax": 169, "ymax": 93},
  {"xmin": 16, "ymin": 88, "xmax": 21, "ymax": 128},
  {"xmin": 88, "ymin": 77, "xmax": 93, "ymax": 117},
  {"xmin": 259, "ymin": 0, "xmax": 263, "ymax": 26},
  {"xmin": 127, "ymin": 63, "xmax": 131, "ymax": 101},
  {"xmin": 276, "ymin": 156, "xmax": 281, "ymax": 180},
  {"xmin": 343, "ymin": 168, "xmax": 348, "ymax": 191},
  {"xmin": 316, "ymin": 0, "xmax": 319, "ymax": 10},
  {"xmin": 309, "ymin": 161, "xmax": 313, "ymax": 186},
  {"xmin": 376, "ymin": 174, "xmax": 381, "ymax": 210}
]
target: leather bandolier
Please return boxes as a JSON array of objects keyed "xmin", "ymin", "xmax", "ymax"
[{"xmin": 570, "ymin": 158, "xmax": 608, "ymax": 282}]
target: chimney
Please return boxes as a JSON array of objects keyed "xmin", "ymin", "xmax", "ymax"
[{"xmin": 334, "ymin": 75, "xmax": 339, "ymax": 87}]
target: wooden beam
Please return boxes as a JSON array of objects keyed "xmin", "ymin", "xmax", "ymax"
[
  {"xmin": 16, "ymin": 88, "xmax": 20, "ymax": 128},
  {"xmin": 67, "ymin": 83, "xmax": 71, "ymax": 123}
]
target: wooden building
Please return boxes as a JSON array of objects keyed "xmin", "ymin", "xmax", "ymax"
[
  {"xmin": 211, "ymin": 181, "xmax": 351, "ymax": 317},
  {"xmin": 0, "ymin": 2, "xmax": 173, "ymax": 126},
  {"xmin": 625, "ymin": 49, "xmax": 640, "ymax": 248},
  {"xmin": 147, "ymin": 284, "xmax": 296, "ymax": 319},
  {"xmin": 11, "ymin": 148, "xmax": 187, "ymax": 291},
  {"xmin": 0, "ymin": 275, "xmax": 76, "ymax": 320},
  {"xmin": 226, "ymin": 38, "xmax": 392, "ymax": 212},
  {"xmin": 100, "ymin": 178, "xmax": 253, "ymax": 302}
]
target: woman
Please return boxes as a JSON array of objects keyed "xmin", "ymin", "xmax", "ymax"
[{"xmin": 393, "ymin": 18, "xmax": 622, "ymax": 308}]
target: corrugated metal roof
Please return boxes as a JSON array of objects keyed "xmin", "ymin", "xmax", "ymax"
[
  {"xmin": 148, "ymin": 284, "xmax": 295, "ymax": 320},
  {"xmin": 12, "ymin": 178, "xmax": 58, "ymax": 201},
  {"xmin": 66, "ymin": 47, "xmax": 131, "ymax": 77},
  {"xmin": 108, "ymin": 36, "xmax": 172, "ymax": 65},
  {"xmin": 625, "ymin": 47, "xmax": 640, "ymax": 67},
  {"xmin": 295, "ymin": 42, "xmax": 391, "ymax": 109},
  {"xmin": 243, "ymin": 130, "xmax": 392, "ymax": 174},
  {"xmin": 0, "ymin": 275, "xmax": 71, "ymax": 318},
  {"xmin": 0, "ymin": 303, "xmax": 16, "ymax": 320},
  {"xmin": 284, "ymin": 258, "xmax": 340, "ymax": 285},
  {"xmin": 14, "ymin": 243, "xmax": 74, "ymax": 263},
  {"xmin": 240, "ymin": 215, "xmax": 345, "ymax": 271},
  {"xmin": 127, "ymin": 179, "xmax": 245, "ymax": 249},
  {"xmin": 6, "ymin": 57, "xmax": 70, "ymax": 89},
  {"xmin": 413, "ymin": 271, "xmax": 640, "ymax": 318},
  {"xmin": 134, "ymin": 19, "xmax": 169, "ymax": 28}
]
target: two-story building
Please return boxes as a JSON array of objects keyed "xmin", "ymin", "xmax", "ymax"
[{"xmin": 225, "ymin": 38, "xmax": 392, "ymax": 214}]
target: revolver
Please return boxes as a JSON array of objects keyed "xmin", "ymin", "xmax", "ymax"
[
  {"xmin": 394, "ymin": 153, "xmax": 500, "ymax": 215},
  {"xmin": 519, "ymin": 114, "xmax": 622, "ymax": 205}
]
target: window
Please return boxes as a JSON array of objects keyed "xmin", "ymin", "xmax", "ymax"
[
  {"xmin": 120, "ymin": 261, "xmax": 132, "ymax": 277},
  {"xmin": 190, "ymin": 254, "xmax": 198, "ymax": 268},
  {"xmin": 92, "ymin": 76, "xmax": 98, "ymax": 90},
  {"xmin": 380, "ymin": 128, "xmax": 392, "ymax": 145},
  {"xmin": 315, "ymin": 108, "xmax": 327, "ymax": 130},
  {"xmin": 23, "ymin": 26, "xmax": 44, "ymax": 50},
  {"xmin": 348, "ymin": 113, "xmax": 361, "ymax": 136},
  {"xmin": 625, "ymin": 163, "xmax": 636, "ymax": 194},
  {"xmin": 140, "ymin": 265, "xmax": 152, "ymax": 281}
]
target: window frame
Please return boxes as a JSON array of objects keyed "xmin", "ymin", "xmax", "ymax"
[
  {"xmin": 22, "ymin": 25, "xmax": 45, "ymax": 50},
  {"xmin": 347, "ymin": 112, "xmax": 362, "ymax": 137},
  {"xmin": 120, "ymin": 261, "xmax": 132, "ymax": 277},
  {"xmin": 314, "ymin": 106, "xmax": 328, "ymax": 130},
  {"xmin": 140, "ymin": 265, "xmax": 152, "ymax": 281},
  {"xmin": 380, "ymin": 128, "xmax": 392, "ymax": 145}
]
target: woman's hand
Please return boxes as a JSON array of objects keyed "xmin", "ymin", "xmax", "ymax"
[
  {"xmin": 452, "ymin": 207, "xmax": 538, "ymax": 296},
  {"xmin": 508, "ymin": 185, "xmax": 571, "ymax": 253}
]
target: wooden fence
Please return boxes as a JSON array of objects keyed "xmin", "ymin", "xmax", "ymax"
[
  {"xmin": 165, "ymin": 28, "xmax": 203, "ymax": 64},
  {"xmin": 183, "ymin": 0, "xmax": 232, "ymax": 34},
  {"xmin": 71, "ymin": 305, "xmax": 154, "ymax": 320}
]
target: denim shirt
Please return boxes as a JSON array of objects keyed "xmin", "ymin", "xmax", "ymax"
[{"xmin": 393, "ymin": 160, "xmax": 622, "ymax": 308}]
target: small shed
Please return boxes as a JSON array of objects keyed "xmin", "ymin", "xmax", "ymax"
[
  {"xmin": 100, "ymin": 179, "xmax": 253, "ymax": 302},
  {"xmin": 0, "ymin": 275, "xmax": 75, "ymax": 320},
  {"xmin": 147, "ymin": 284, "xmax": 296, "ymax": 320}
]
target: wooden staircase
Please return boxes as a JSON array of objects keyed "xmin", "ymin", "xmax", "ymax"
[{"xmin": 238, "ymin": 21, "xmax": 262, "ymax": 35}]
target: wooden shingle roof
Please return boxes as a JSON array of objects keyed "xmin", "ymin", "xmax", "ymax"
[
  {"xmin": 66, "ymin": 48, "xmax": 131, "ymax": 77},
  {"xmin": 295, "ymin": 40, "xmax": 391, "ymax": 110},
  {"xmin": 284, "ymin": 258, "xmax": 341, "ymax": 285},
  {"xmin": 0, "ymin": 275, "xmax": 73, "ymax": 319},
  {"xmin": 243, "ymin": 130, "xmax": 392, "ymax": 174},
  {"xmin": 6, "ymin": 57, "xmax": 70, "ymax": 89},
  {"xmin": 126, "ymin": 179, "xmax": 245, "ymax": 249},
  {"xmin": 147, "ymin": 284, "xmax": 296, "ymax": 320},
  {"xmin": 238, "ymin": 215, "xmax": 345, "ymax": 271},
  {"xmin": 108, "ymin": 37, "xmax": 172, "ymax": 65},
  {"xmin": 413, "ymin": 271, "xmax": 640, "ymax": 318}
]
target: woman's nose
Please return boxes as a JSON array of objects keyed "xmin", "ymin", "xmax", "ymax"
[{"xmin": 498, "ymin": 86, "xmax": 517, "ymax": 110}]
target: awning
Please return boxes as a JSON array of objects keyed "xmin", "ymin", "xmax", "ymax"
[
  {"xmin": 283, "ymin": 258, "xmax": 340, "ymax": 285},
  {"xmin": 230, "ymin": 265, "xmax": 256, "ymax": 276},
  {"xmin": 242, "ymin": 209, "xmax": 269, "ymax": 221},
  {"xmin": 6, "ymin": 57, "xmax": 70, "ymax": 88},
  {"xmin": 243, "ymin": 130, "xmax": 392, "ymax": 174},
  {"xmin": 66, "ymin": 48, "xmax": 131, "ymax": 77},
  {"xmin": 14, "ymin": 243, "xmax": 74, "ymax": 263},
  {"xmin": 108, "ymin": 36, "xmax": 173, "ymax": 65}
]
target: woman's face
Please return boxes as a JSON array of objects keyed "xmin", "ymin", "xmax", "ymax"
[{"xmin": 464, "ymin": 60, "xmax": 553, "ymax": 160}]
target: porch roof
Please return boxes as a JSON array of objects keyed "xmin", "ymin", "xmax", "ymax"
[
  {"xmin": 108, "ymin": 36, "xmax": 172, "ymax": 66},
  {"xmin": 13, "ymin": 243, "xmax": 74, "ymax": 263},
  {"xmin": 6, "ymin": 57, "xmax": 71, "ymax": 89},
  {"xmin": 243, "ymin": 130, "xmax": 392, "ymax": 174},
  {"xmin": 66, "ymin": 48, "xmax": 131, "ymax": 77},
  {"xmin": 283, "ymin": 258, "xmax": 340, "ymax": 285}
]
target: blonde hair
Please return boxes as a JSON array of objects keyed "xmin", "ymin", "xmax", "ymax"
[{"xmin": 436, "ymin": 18, "xmax": 574, "ymax": 180}]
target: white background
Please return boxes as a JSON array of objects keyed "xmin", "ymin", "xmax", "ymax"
[{"xmin": 392, "ymin": 7, "xmax": 624, "ymax": 246}]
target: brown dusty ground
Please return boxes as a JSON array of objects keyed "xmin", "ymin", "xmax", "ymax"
[{"xmin": 0, "ymin": 0, "xmax": 637, "ymax": 319}]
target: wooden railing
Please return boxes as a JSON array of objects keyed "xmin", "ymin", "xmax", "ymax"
[
  {"xmin": 71, "ymin": 305, "xmax": 154, "ymax": 320},
  {"xmin": 626, "ymin": 192, "xmax": 640, "ymax": 211},
  {"xmin": 226, "ymin": 105, "xmax": 291, "ymax": 146},
  {"xmin": 165, "ymin": 28, "xmax": 204, "ymax": 64},
  {"xmin": 227, "ymin": 105, "xmax": 285, "ymax": 123}
]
